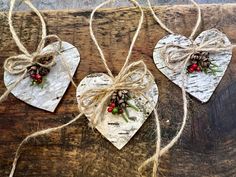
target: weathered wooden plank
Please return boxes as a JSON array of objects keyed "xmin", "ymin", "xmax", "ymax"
[{"xmin": 0, "ymin": 4, "xmax": 236, "ymax": 177}]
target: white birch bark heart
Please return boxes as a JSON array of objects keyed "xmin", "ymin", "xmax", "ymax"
[
  {"xmin": 76, "ymin": 73, "xmax": 158, "ymax": 149},
  {"xmin": 153, "ymin": 29, "xmax": 232, "ymax": 103},
  {"xmin": 4, "ymin": 42, "xmax": 80, "ymax": 112}
]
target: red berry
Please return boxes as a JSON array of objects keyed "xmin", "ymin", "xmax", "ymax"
[
  {"xmin": 107, "ymin": 107, "xmax": 113, "ymax": 112},
  {"xmin": 30, "ymin": 74, "xmax": 36, "ymax": 79},
  {"xmin": 118, "ymin": 109, "xmax": 123, "ymax": 114},
  {"xmin": 188, "ymin": 67, "xmax": 194, "ymax": 73},
  {"xmin": 110, "ymin": 102, "xmax": 116, "ymax": 108},
  {"xmin": 35, "ymin": 74, "xmax": 42, "ymax": 80},
  {"xmin": 192, "ymin": 63, "xmax": 198, "ymax": 70},
  {"xmin": 196, "ymin": 67, "xmax": 201, "ymax": 72}
]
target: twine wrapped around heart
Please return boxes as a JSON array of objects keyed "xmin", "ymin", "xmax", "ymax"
[
  {"xmin": 161, "ymin": 32, "xmax": 235, "ymax": 72},
  {"xmin": 8, "ymin": 1, "xmax": 162, "ymax": 177},
  {"xmin": 78, "ymin": 60, "xmax": 154, "ymax": 127},
  {"xmin": 0, "ymin": 0, "xmax": 75, "ymax": 103}
]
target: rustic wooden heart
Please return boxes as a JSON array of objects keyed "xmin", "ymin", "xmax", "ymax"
[
  {"xmin": 153, "ymin": 29, "xmax": 232, "ymax": 103},
  {"xmin": 76, "ymin": 73, "xmax": 158, "ymax": 149},
  {"xmin": 4, "ymin": 42, "xmax": 80, "ymax": 112}
]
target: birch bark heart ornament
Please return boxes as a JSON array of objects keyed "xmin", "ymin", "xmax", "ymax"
[
  {"xmin": 76, "ymin": 0, "xmax": 159, "ymax": 150},
  {"xmin": 76, "ymin": 73, "xmax": 158, "ymax": 149},
  {"xmin": 0, "ymin": 0, "xmax": 80, "ymax": 112},
  {"xmin": 4, "ymin": 41, "xmax": 80, "ymax": 112},
  {"xmin": 153, "ymin": 28, "xmax": 232, "ymax": 103},
  {"xmin": 148, "ymin": 0, "xmax": 235, "ymax": 103}
]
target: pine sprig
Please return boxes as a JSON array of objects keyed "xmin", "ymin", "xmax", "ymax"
[{"xmin": 107, "ymin": 90, "xmax": 139, "ymax": 122}]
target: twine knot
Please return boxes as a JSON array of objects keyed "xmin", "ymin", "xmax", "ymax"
[
  {"xmin": 78, "ymin": 60, "xmax": 153, "ymax": 127},
  {"xmin": 161, "ymin": 33, "xmax": 232, "ymax": 72},
  {"xmin": 4, "ymin": 35, "xmax": 61, "ymax": 75}
]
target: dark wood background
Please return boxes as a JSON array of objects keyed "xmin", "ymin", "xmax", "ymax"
[{"xmin": 0, "ymin": 4, "xmax": 236, "ymax": 177}]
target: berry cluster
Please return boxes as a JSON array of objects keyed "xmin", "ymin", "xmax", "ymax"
[
  {"xmin": 27, "ymin": 56, "xmax": 52, "ymax": 86},
  {"xmin": 107, "ymin": 90, "xmax": 138, "ymax": 122},
  {"xmin": 187, "ymin": 51, "xmax": 219, "ymax": 75},
  {"xmin": 28, "ymin": 64, "xmax": 50, "ymax": 85},
  {"xmin": 107, "ymin": 102, "xmax": 124, "ymax": 114},
  {"xmin": 187, "ymin": 63, "xmax": 201, "ymax": 73}
]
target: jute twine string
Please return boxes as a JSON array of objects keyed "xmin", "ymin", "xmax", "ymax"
[
  {"xmin": 147, "ymin": 0, "xmax": 201, "ymax": 40},
  {"xmin": 83, "ymin": 1, "xmax": 162, "ymax": 176},
  {"xmin": 8, "ymin": 0, "xmax": 162, "ymax": 177},
  {"xmin": 0, "ymin": 0, "xmax": 76, "ymax": 103},
  {"xmin": 84, "ymin": 0, "xmax": 157, "ymax": 127},
  {"xmin": 141, "ymin": 0, "xmax": 235, "ymax": 176},
  {"xmin": 84, "ymin": 1, "xmax": 162, "ymax": 176},
  {"xmin": 9, "ymin": 113, "xmax": 84, "ymax": 177}
]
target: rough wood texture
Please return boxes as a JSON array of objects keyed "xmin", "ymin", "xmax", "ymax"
[{"xmin": 0, "ymin": 4, "xmax": 236, "ymax": 177}]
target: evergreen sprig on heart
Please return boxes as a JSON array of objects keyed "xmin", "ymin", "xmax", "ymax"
[
  {"xmin": 27, "ymin": 56, "xmax": 53, "ymax": 87},
  {"xmin": 187, "ymin": 51, "xmax": 220, "ymax": 75},
  {"xmin": 107, "ymin": 90, "xmax": 139, "ymax": 122}
]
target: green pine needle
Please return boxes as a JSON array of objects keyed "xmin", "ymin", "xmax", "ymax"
[
  {"xmin": 122, "ymin": 113, "xmax": 129, "ymax": 122},
  {"xmin": 127, "ymin": 101, "xmax": 139, "ymax": 112}
]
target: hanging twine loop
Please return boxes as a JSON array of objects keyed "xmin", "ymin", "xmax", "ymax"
[
  {"xmin": 0, "ymin": 0, "xmax": 77, "ymax": 103},
  {"xmin": 79, "ymin": 0, "xmax": 159, "ymax": 128},
  {"xmin": 147, "ymin": 0, "xmax": 202, "ymax": 40},
  {"xmin": 161, "ymin": 33, "xmax": 234, "ymax": 72}
]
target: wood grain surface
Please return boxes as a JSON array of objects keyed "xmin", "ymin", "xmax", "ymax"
[{"xmin": 0, "ymin": 4, "xmax": 236, "ymax": 177}]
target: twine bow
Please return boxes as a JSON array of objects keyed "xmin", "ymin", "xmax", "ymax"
[
  {"xmin": 161, "ymin": 32, "xmax": 233, "ymax": 72},
  {"xmin": 78, "ymin": 60, "xmax": 154, "ymax": 127},
  {"xmin": 4, "ymin": 35, "xmax": 61, "ymax": 75}
]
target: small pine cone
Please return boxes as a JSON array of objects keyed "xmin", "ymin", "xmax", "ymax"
[
  {"xmin": 190, "ymin": 54, "xmax": 195, "ymax": 60},
  {"xmin": 110, "ymin": 99, "xmax": 116, "ymax": 103},
  {"xmin": 191, "ymin": 54, "xmax": 200, "ymax": 61},
  {"xmin": 38, "ymin": 57, "xmax": 47, "ymax": 64},
  {"xmin": 126, "ymin": 92, "xmax": 131, "ymax": 98},
  {"xmin": 118, "ymin": 90, "xmax": 123, "ymax": 98},
  {"xmin": 206, "ymin": 61, "xmax": 211, "ymax": 68},
  {"xmin": 202, "ymin": 56, "xmax": 208, "ymax": 62},
  {"xmin": 29, "ymin": 70, "xmax": 36, "ymax": 75},
  {"xmin": 39, "ymin": 67, "xmax": 50, "ymax": 76},
  {"xmin": 112, "ymin": 92, "xmax": 117, "ymax": 96},
  {"xmin": 191, "ymin": 60, "xmax": 197, "ymax": 64},
  {"xmin": 121, "ymin": 103, "xmax": 126, "ymax": 108},
  {"xmin": 118, "ymin": 99, "xmax": 124, "ymax": 104},
  {"xmin": 201, "ymin": 52, "xmax": 209, "ymax": 58},
  {"xmin": 116, "ymin": 97, "xmax": 120, "ymax": 102},
  {"xmin": 200, "ymin": 60, "xmax": 211, "ymax": 68},
  {"xmin": 123, "ymin": 90, "xmax": 128, "ymax": 94},
  {"xmin": 39, "ymin": 56, "xmax": 53, "ymax": 64}
]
